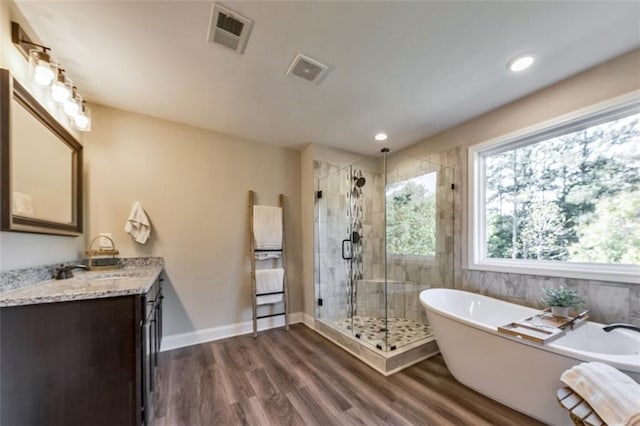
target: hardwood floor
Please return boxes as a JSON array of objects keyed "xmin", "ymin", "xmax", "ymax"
[{"xmin": 151, "ymin": 324, "xmax": 543, "ymax": 426}]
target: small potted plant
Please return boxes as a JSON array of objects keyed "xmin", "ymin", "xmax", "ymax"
[{"xmin": 541, "ymin": 286, "xmax": 585, "ymax": 318}]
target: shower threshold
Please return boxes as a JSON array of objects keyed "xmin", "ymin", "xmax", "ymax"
[{"xmin": 314, "ymin": 317, "xmax": 439, "ymax": 376}]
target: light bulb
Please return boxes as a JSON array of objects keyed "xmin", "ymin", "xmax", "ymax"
[
  {"xmin": 34, "ymin": 66, "xmax": 55, "ymax": 86},
  {"xmin": 74, "ymin": 103, "xmax": 91, "ymax": 131},
  {"xmin": 51, "ymin": 83, "xmax": 68, "ymax": 102},
  {"xmin": 374, "ymin": 133, "xmax": 388, "ymax": 141},
  {"xmin": 508, "ymin": 55, "xmax": 535, "ymax": 72},
  {"xmin": 74, "ymin": 114, "xmax": 89, "ymax": 129},
  {"xmin": 51, "ymin": 71, "xmax": 71, "ymax": 103},
  {"xmin": 64, "ymin": 89, "xmax": 82, "ymax": 117},
  {"xmin": 64, "ymin": 98, "xmax": 80, "ymax": 117},
  {"xmin": 29, "ymin": 49, "xmax": 57, "ymax": 87}
]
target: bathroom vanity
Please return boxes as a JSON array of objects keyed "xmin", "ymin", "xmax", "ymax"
[{"xmin": 0, "ymin": 260, "xmax": 164, "ymax": 426}]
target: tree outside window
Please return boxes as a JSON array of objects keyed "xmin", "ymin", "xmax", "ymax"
[
  {"xmin": 386, "ymin": 172, "xmax": 437, "ymax": 257},
  {"xmin": 484, "ymin": 112, "xmax": 640, "ymax": 265}
]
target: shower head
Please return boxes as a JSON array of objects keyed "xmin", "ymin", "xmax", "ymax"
[{"xmin": 353, "ymin": 176, "xmax": 366, "ymax": 188}]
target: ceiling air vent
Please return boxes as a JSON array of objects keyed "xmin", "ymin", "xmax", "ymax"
[
  {"xmin": 207, "ymin": 4, "xmax": 253, "ymax": 54},
  {"xmin": 286, "ymin": 54, "xmax": 329, "ymax": 84}
]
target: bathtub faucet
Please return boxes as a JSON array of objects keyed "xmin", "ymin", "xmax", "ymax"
[{"xmin": 603, "ymin": 323, "xmax": 640, "ymax": 333}]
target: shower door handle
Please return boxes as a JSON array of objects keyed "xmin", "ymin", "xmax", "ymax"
[{"xmin": 341, "ymin": 239, "xmax": 352, "ymax": 260}]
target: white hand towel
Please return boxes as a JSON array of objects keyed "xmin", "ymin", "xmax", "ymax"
[
  {"xmin": 124, "ymin": 201, "xmax": 151, "ymax": 244},
  {"xmin": 255, "ymin": 268, "xmax": 284, "ymax": 305},
  {"xmin": 253, "ymin": 205, "xmax": 282, "ymax": 250},
  {"xmin": 561, "ymin": 362, "xmax": 640, "ymax": 426},
  {"xmin": 12, "ymin": 191, "xmax": 35, "ymax": 217}
]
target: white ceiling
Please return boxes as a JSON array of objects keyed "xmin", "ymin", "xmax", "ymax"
[{"xmin": 15, "ymin": 1, "xmax": 640, "ymax": 155}]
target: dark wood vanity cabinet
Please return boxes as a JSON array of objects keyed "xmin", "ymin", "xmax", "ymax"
[
  {"xmin": 142, "ymin": 276, "xmax": 164, "ymax": 424},
  {"xmin": 0, "ymin": 276, "xmax": 163, "ymax": 426}
]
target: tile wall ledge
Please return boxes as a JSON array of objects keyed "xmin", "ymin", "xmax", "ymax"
[
  {"xmin": 0, "ymin": 257, "xmax": 164, "ymax": 293},
  {"xmin": 461, "ymin": 268, "xmax": 638, "ymax": 324},
  {"xmin": 465, "ymin": 260, "xmax": 640, "ymax": 285}
]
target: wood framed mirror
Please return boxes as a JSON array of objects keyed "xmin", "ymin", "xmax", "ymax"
[{"xmin": 0, "ymin": 69, "xmax": 83, "ymax": 236}]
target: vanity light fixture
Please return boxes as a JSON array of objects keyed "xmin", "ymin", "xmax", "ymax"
[
  {"xmin": 11, "ymin": 21, "xmax": 92, "ymax": 132},
  {"xmin": 374, "ymin": 132, "xmax": 388, "ymax": 141},
  {"xmin": 11, "ymin": 23, "xmax": 57, "ymax": 87},
  {"xmin": 51, "ymin": 69, "xmax": 72, "ymax": 103},
  {"xmin": 507, "ymin": 54, "xmax": 535, "ymax": 72},
  {"xmin": 73, "ymin": 101, "xmax": 92, "ymax": 132}
]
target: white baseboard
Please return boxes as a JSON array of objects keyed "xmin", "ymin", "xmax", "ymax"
[
  {"xmin": 160, "ymin": 311, "xmax": 303, "ymax": 352},
  {"xmin": 302, "ymin": 312, "xmax": 315, "ymax": 329}
]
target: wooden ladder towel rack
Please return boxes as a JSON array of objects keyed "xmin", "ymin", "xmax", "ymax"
[{"xmin": 248, "ymin": 190, "xmax": 290, "ymax": 338}]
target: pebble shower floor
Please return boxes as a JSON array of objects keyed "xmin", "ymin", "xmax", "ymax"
[{"xmin": 333, "ymin": 316, "xmax": 431, "ymax": 351}]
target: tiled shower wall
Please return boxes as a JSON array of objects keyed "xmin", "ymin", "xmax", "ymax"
[
  {"xmin": 355, "ymin": 279, "xmax": 430, "ymax": 324},
  {"xmin": 384, "ymin": 152, "xmax": 460, "ymax": 290}
]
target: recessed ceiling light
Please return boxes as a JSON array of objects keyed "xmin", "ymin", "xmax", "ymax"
[
  {"xmin": 507, "ymin": 55, "xmax": 534, "ymax": 72},
  {"xmin": 374, "ymin": 133, "xmax": 388, "ymax": 141}
]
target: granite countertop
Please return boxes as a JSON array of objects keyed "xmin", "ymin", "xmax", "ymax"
[{"xmin": 0, "ymin": 262, "xmax": 163, "ymax": 308}]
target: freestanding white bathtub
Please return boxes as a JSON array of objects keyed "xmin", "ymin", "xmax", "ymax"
[{"xmin": 419, "ymin": 288, "xmax": 640, "ymax": 426}]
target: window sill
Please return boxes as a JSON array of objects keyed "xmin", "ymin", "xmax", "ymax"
[
  {"xmin": 388, "ymin": 253, "xmax": 436, "ymax": 264},
  {"xmin": 467, "ymin": 259, "xmax": 640, "ymax": 285}
]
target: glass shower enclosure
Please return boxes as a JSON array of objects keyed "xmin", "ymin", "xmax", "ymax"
[{"xmin": 315, "ymin": 150, "xmax": 456, "ymax": 353}]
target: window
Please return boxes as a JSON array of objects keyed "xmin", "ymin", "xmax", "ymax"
[
  {"xmin": 470, "ymin": 95, "xmax": 640, "ymax": 283},
  {"xmin": 386, "ymin": 172, "xmax": 437, "ymax": 257}
]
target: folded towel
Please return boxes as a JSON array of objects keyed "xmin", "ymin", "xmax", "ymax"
[
  {"xmin": 124, "ymin": 201, "xmax": 151, "ymax": 244},
  {"xmin": 12, "ymin": 191, "xmax": 35, "ymax": 217},
  {"xmin": 255, "ymin": 268, "xmax": 284, "ymax": 305},
  {"xmin": 561, "ymin": 362, "xmax": 640, "ymax": 426},
  {"xmin": 253, "ymin": 205, "xmax": 282, "ymax": 250},
  {"xmin": 255, "ymin": 251, "xmax": 281, "ymax": 261}
]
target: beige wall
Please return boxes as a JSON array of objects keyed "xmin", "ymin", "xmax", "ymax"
[
  {"xmin": 84, "ymin": 105, "xmax": 302, "ymax": 336},
  {"xmin": 0, "ymin": 1, "xmax": 82, "ymax": 270},
  {"xmin": 0, "ymin": 1, "xmax": 6, "ymax": 65}
]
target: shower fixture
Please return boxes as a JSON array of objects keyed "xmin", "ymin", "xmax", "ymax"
[{"xmin": 353, "ymin": 176, "xmax": 366, "ymax": 188}]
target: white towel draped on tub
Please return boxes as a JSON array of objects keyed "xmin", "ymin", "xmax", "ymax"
[
  {"xmin": 253, "ymin": 205, "xmax": 282, "ymax": 250},
  {"xmin": 561, "ymin": 362, "xmax": 640, "ymax": 426},
  {"xmin": 255, "ymin": 268, "xmax": 284, "ymax": 305},
  {"xmin": 124, "ymin": 201, "xmax": 151, "ymax": 244}
]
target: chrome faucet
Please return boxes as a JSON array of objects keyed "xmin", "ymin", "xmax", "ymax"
[
  {"xmin": 603, "ymin": 323, "xmax": 640, "ymax": 333},
  {"xmin": 54, "ymin": 264, "xmax": 90, "ymax": 280}
]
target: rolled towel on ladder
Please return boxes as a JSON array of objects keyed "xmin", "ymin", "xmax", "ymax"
[{"xmin": 255, "ymin": 251, "xmax": 281, "ymax": 260}]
